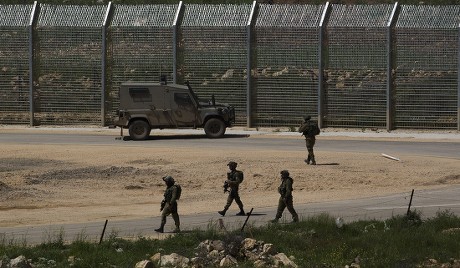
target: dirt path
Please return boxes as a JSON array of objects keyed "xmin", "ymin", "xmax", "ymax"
[{"xmin": 0, "ymin": 129, "xmax": 459, "ymax": 227}]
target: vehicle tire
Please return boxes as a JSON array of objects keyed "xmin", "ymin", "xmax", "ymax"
[
  {"xmin": 204, "ymin": 118, "xmax": 226, "ymax": 138},
  {"xmin": 129, "ymin": 120, "xmax": 151, "ymax": 141}
]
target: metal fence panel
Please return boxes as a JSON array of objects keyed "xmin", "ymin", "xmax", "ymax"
[
  {"xmin": 179, "ymin": 4, "xmax": 251, "ymax": 126},
  {"xmin": 253, "ymin": 4, "xmax": 323, "ymax": 128},
  {"xmin": 394, "ymin": 5, "xmax": 459, "ymax": 129},
  {"xmin": 108, "ymin": 4, "xmax": 177, "ymax": 123},
  {"xmin": 0, "ymin": 5, "xmax": 33, "ymax": 124},
  {"xmin": 325, "ymin": 4, "xmax": 394, "ymax": 128},
  {"xmin": 35, "ymin": 4, "xmax": 105, "ymax": 125}
]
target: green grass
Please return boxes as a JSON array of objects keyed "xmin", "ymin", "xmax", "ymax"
[{"xmin": 2, "ymin": 210, "xmax": 460, "ymax": 267}]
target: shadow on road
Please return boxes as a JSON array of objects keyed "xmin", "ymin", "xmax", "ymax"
[
  {"xmin": 121, "ymin": 134, "xmax": 250, "ymax": 141},
  {"xmin": 315, "ymin": 163, "xmax": 340, "ymax": 166}
]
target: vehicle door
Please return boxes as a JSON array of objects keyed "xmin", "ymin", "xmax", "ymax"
[{"xmin": 167, "ymin": 89, "xmax": 199, "ymax": 127}]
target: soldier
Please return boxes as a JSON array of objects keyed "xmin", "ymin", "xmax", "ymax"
[
  {"xmin": 271, "ymin": 170, "xmax": 299, "ymax": 223},
  {"xmin": 299, "ymin": 115, "xmax": 320, "ymax": 165},
  {"xmin": 218, "ymin": 161, "xmax": 246, "ymax": 216},
  {"xmin": 155, "ymin": 176, "xmax": 180, "ymax": 233}
]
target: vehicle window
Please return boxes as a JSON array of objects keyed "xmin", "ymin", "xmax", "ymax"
[
  {"xmin": 174, "ymin": 93, "xmax": 193, "ymax": 106},
  {"xmin": 129, "ymin": 88, "xmax": 151, "ymax": 102}
]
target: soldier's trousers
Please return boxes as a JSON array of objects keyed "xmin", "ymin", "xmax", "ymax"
[
  {"xmin": 305, "ymin": 137, "xmax": 316, "ymax": 160},
  {"xmin": 275, "ymin": 195, "xmax": 299, "ymax": 222},
  {"xmin": 223, "ymin": 191, "xmax": 244, "ymax": 212},
  {"xmin": 161, "ymin": 202, "xmax": 180, "ymax": 228}
]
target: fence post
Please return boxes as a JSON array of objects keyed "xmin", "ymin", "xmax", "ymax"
[
  {"xmin": 386, "ymin": 2, "xmax": 399, "ymax": 131},
  {"xmin": 246, "ymin": 1, "xmax": 257, "ymax": 128},
  {"xmin": 458, "ymin": 23, "xmax": 460, "ymax": 131},
  {"xmin": 101, "ymin": 2, "xmax": 112, "ymax": 127},
  {"xmin": 28, "ymin": 1, "xmax": 39, "ymax": 127},
  {"xmin": 173, "ymin": 1, "xmax": 184, "ymax": 84},
  {"xmin": 318, "ymin": 2, "xmax": 330, "ymax": 129}
]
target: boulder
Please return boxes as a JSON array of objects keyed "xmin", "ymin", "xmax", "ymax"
[
  {"xmin": 161, "ymin": 253, "xmax": 190, "ymax": 268},
  {"xmin": 219, "ymin": 255, "xmax": 238, "ymax": 267},
  {"xmin": 134, "ymin": 260, "xmax": 153, "ymax": 268}
]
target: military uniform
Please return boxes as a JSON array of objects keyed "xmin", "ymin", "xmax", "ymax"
[
  {"xmin": 155, "ymin": 176, "xmax": 180, "ymax": 233},
  {"xmin": 218, "ymin": 161, "xmax": 245, "ymax": 216},
  {"xmin": 271, "ymin": 170, "xmax": 299, "ymax": 223},
  {"xmin": 299, "ymin": 115, "xmax": 319, "ymax": 165}
]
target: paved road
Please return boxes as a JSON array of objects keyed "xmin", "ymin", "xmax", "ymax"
[
  {"xmin": 1, "ymin": 129, "xmax": 459, "ymax": 158},
  {"xmin": 0, "ymin": 129, "xmax": 459, "ymax": 245}
]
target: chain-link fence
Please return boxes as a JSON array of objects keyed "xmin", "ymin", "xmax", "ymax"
[
  {"xmin": 325, "ymin": 4, "xmax": 394, "ymax": 128},
  {"xmin": 180, "ymin": 4, "xmax": 251, "ymax": 125},
  {"xmin": 253, "ymin": 4, "xmax": 322, "ymax": 127},
  {"xmin": 0, "ymin": 3, "xmax": 459, "ymax": 130},
  {"xmin": 108, "ymin": 4, "xmax": 177, "ymax": 124},
  {"xmin": 35, "ymin": 4, "xmax": 105, "ymax": 125},
  {"xmin": 395, "ymin": 5, "xmax": 459, "ymax": 129},
  {"xmin": 0, "ymin": 5, "xmax": 32, "ymax": 124}
]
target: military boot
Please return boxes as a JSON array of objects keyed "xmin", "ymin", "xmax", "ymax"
[
  {"xmin": 270, "ymin": 218, "xmax": 279, "ymax": 223},
  {"xmin": 236, "ymin": 210, "xmax": 246, "ymax": 216},
  {"xmin": 304, "ymin": 156, "xmax": 311, "ymax": 165},
  {"xmin": 292, "ymin": 215, "xmax": 299, "ymax": 223},
  {"xmin": 218, "ymin": 210, "xmax": 226, "ymax": 216},
  {"xmin": 154, "ymin": 226, "xmax": 164, "ymax": 233},
  {"xmin": 311, "ymin": 157, "xmax": 316, "ymax": 165},
  {"xmin": 173, "ymin": 226, "xmax": 181, "ymax": 233}
]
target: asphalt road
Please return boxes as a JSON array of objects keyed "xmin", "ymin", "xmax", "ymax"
[
  {"xmin": 0, "ymin": 130, "xmax": 459, "ymax": 158},
  {"xmin": 0, "ymin": 129, "xmax": 459, "ymax": 245}
]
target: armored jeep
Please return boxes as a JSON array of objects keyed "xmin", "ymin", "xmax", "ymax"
[{"xmin": 113, "ymin": 80, "xmax": 235, "ymax": 140}]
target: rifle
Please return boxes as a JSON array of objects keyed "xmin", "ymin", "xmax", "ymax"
[
  {"xmin": 223, "ymin": 181, "xmax": 229, "ymax": 193},
  {"xmin": 223, "ymin": 172, "xmax": 231, "ymax": 193},
  {"xmin": 160, "ymin": 200, "xmax": 166, "ymax": 211}
]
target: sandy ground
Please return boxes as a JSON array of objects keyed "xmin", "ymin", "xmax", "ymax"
[{"xmin": 0, "ymin": 127, "xmax": 459, "ymax": 228}]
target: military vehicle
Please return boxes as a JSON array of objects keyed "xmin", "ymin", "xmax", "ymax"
[{"xmin": 113, "ymin": 79, "xmax": 235, "ymax": 140}]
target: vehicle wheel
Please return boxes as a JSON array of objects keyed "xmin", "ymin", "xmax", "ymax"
[
  {"xmin": 204, "ymin": 118, "xmax": 226, "ymax": 138},
  {"xmin": 129, "ymin": 120, "xmax": 151, "ymax": 141}
]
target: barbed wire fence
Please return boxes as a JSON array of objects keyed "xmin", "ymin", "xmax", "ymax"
[{"xmin": 0, "ymin": 2, "xmax": 459, "ymax": 130}]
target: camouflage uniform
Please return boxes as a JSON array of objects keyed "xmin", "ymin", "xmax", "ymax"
[
  {"xmin": 218, "ymin": 161, "xmax": 245, "ymax": 216},
  {"xmin": 299, "ymin": 115, "xmax": 319, "ymax": 165},
  {"xmin": 271, "ymin": 170, "xmax": 299, "ymax": 223},
  {"xmin": 155, "ymin": 176, "xmax": 180, "ymax": 233}
]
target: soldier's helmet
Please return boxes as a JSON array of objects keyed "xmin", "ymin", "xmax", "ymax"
[
  {"xmin": 304, "ymin": 115, "xmax": 311, "ymax": 121},
  {"xmin": 227, "ymin": 161, "xmax": 237, "ymax": 168},
  {"xmin": 162, "ymin": 176, "xmax": 175, "ymax": 184},
  {"xmin": 280, "ymin": 170, "xmax": 290, "ymax": 177}
]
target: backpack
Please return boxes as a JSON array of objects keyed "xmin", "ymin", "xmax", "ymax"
[
  {"xmin": 174, "ymin": 184, "xmax": 182, "ymax": 200},
  {"xmin": 300, "ymin": 120, "xmax": 320, "ymax": 136},
  {"xmin": 237, "ymin": 171, "xmax": 244, "ymax": 183},
  {"xmin": 310, "ymin": 121, "xmax": 320, "ymax": 136}
]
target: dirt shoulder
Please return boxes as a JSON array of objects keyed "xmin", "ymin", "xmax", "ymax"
[{"xmin": 0, "ymin": 127, "xmax": 459, "ymax": 227}]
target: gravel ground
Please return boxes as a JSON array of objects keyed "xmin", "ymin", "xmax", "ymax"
[{"xmin": 0, "ymin": 126, "xmax": 459, "ymax": 227}]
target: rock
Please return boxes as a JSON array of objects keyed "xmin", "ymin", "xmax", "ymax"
[
  {"xmin": 10, "ymin": 255, "xmax": 32, "ymax": 268},
  {"xmin": 253, "ymin": 259, "xmax": 268, "ymax": 268},
  {"xmin": 149, "ymin": 253, "xmax": 161, "ymax": 265},
  {"xmin": 241, "ymin": 238, "xmax": 257, "ymax": 251},
  {"xmin": 161, "ymin": 253, "xmax": 189, "ymax": 268},
  {"xmin": 219, "ymin": 255, "xmax": 238, "ymax": 267},
  {"xmin": 134, "ymin": 260, "xmax": 153, "ymax": 268},
  {"xmin": 262, "ymin": 243, "xmax": 277, "ymax": 256},
  {"xmin": 211, "ymin": 240, "xmax": 225, "ymax": 252},
  {"xmin": 272, "ymin": 253, "xmax": 298, "ymax": 268}
]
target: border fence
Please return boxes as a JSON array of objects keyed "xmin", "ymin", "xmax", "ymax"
[{"xmin": 0, "ymin": 1, "xmax": 459, "ymax": 130}]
